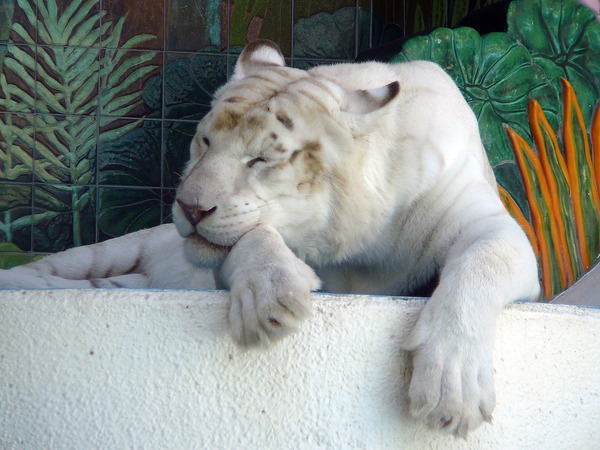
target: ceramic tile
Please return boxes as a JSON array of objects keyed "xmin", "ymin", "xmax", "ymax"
[
  {"xmin": 98, "ymin": 117, "xmax": 162, "ymax": 188},
  {"xmin": 163, "ymin": 52, "xmax": 228, "ymax": 121},
  {"xmin": 4, "ymin": 0, "xmax": 37, "ymax": 45},
  {"xmin": 33, "ymin": 114, "xmax": 98, "ymax": 185},
  {"xmin": 32, "ymin": 183, "xmax": 97, "ymax": 252},
  {"xmin": 102, "ymin": 0, "xmax": 164, "ymax": 50},
  {"xmin": 37, "ymin": 0, "xmax": 102, "ymax": 47},
  {"xmin": 0, "ymin": 113, "xmax": 35, "ymax": 183},
  {"xmin": 34, "ymin": 45, "xmax": 100, "ymax": 115},
  {"xmin": 97, "ymin": 186, "xmax": 161, "ymax": 240},
  {"xmin": 293, "ymin": 1, "xmax": 361, "ymax": 60},
  {"xmin": 167, "ymin": 0, "xmax": 222, "ymax": 51},
  {"xmin": 0, "ymin": 0, "xmax": 373, "ymax": 257},
  {"xmin": 0, "ymin": 182, "xmax": 33, "ymax": 252},
  {"xmin": 98, "ymin": 48, "xmax": 162, "ymax": 118},
  {"xmin": 161, "ymin": 188, "xmax": 176, "ymax": 223},
  {"xmin": 162, "ymin": 120, "xmax": 197, "ymax": 189},
  {"xmin": 0, "ymin": 44, "xmax": 37, "ymax": 114}
]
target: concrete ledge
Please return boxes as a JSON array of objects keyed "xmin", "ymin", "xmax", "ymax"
[{"xmin": 1, "ymin": 290, "xmax": 599, "ymax": 449}]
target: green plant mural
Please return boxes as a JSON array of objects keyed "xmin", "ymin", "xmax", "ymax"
[
  {"xmin": 501, "ymin": 80, "xmax": 600, "ymax": 299},
  {"xmin": 0, "ymin": 0, "xmax": 157, "ymax": 254},
  {"xmin": 394, "ymin": 0, "xmax": 600, "ymax": 166},
  {"xmin": 394, "ymin": 0, "xmax": 599, "ymax": 167}
]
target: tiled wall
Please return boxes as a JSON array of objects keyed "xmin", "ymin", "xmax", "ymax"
[{"xmin": 0, "ymin": 0, "xmax": 494, "ymax": 265}]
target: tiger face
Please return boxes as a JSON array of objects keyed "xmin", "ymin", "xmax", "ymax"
[
  {"xmin": 173, "ymin": 78, "xmax": 340, "ymax": 251},
  {"xmin": 172, "ymin": 40, "xmax": 399, "ymax": 264}
]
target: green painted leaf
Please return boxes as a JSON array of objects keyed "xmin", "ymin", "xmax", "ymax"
[
  {"xmin": 102, "ymin": 15, "xmax": 126, "ymax": 49},
  {"xmin": 63, "ymin": 7, "xmax": 102, "ymax": 46},
  {"xmin": 71, "ymin": 75, "xmax": 100, "ymax": 112},
  {"xmin": 6, "ymin": 45, "xmax": 35, "ymax": 72},
  {"xmin": 98, "ymin": 119, "xmax": 141, "ymax": 143},
  {"xmin": 58, "ymin": 0, "xmax": 87, "ymax": 31},
  {"xmin": 119, "ymin": 33, "xmax": 156, "ymax": 50},
  {"xmin": 104, "ymin": 52, "xmax": 156, "ymax": 87},
  {"xmin": 73, "ymin": 191, "xmax": 91, "ymax": 211},
  {"xmin": 10, "ymin": 23, "xmax": 35, "ymax": 45},
  {"xmin": 35, "ymin": 84, "xmax": 66, "ymax": 114},
  {"xmin": 2, "ymin": 79, "xmax": 35, "ymax": 111},
  {"xmin": 0, "ymin": 184, "xmax": 32, "ymax": 211},
  {"xmin": 64, "ymin": 14, "xmax": 103, "ymax": 47},
  {"xmin": 74, "ymin": 159, "xmax": 91, "ymax": 181},
  {"xmin": 493, "ymin": 160, "xmax": 531, "ymax": 222},
  {"xmin": 392, "ymin": 27, "xmax": 559, "ymax": 165},
  {"xmin": 43, "ymin": 0, "xmax": 58, "ymax": 26},
  {"xmin": 15, "ymin": 0, "xmax": 35, "ymax": 28},
  {"xmin": 507, "ymin": 0, "xmax": 600, "ymax": 127},
  {"xmin": 32, "ymin": 63, "xmax": 67, "ymax": 93},
  {"xmin": 64, "ymin": 48, "xmax": 99, "ymax": 83}
]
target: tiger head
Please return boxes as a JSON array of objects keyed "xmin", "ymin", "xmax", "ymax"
[{"xmin": 173, "ymin": 40, "xmax": 399, "ymax": 265}]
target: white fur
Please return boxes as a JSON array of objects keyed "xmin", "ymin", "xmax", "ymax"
[{"xmin": 0, "ymin": 41, "xmax": 540, "ymax": 437}]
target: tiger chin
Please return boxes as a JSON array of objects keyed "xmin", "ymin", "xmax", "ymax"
[{"xmin": 0, "ymin": 39, "xmax": 539, "ymax": 437}]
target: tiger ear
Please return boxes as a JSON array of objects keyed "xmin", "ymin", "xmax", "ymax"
[
  {"xmin": 232, "ymin": 39, "xmax": 285, "ymax": 81},
  {"xmin": 342, "ymin": 81, "xmax": 400, "ymax": 135},
  {"xmin": 342, "ymin": 81, "xmax": 400, "ymax": 115}
]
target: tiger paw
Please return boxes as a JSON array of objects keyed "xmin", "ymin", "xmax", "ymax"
[
  {"xmin": 219, "ymin": 225, "xmax": 321, "ymax": 347},
  {"xmin": 400, "ymin": 301, "xmax": 496, "ymax": 437}
]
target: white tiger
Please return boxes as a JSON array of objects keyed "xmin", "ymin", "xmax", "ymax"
[{"xmin": 0, "ymin": 40, "xmax": 540, "ymax": 437}]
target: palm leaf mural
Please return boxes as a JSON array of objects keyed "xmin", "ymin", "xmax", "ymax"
[
  {"xmin": 502, "ymin": 80, "xmax": 600, "ymax": 299},
  {"xmin": 0, "ymin": 0, "xmax": 157, "ymax": 252}
]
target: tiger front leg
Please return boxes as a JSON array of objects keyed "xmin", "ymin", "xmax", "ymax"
[
  {"xmin": 218, "ymin": 225, "xmax": 321, "ymax": 347},
  {"xmin": 399, "ymin": 223, "xmax": 539, "ymax": 437}
]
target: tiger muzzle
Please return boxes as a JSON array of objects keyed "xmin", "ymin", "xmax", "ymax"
[{"xmin": 176, "ymin": 200, "xmax": 217, "ymax": 227}]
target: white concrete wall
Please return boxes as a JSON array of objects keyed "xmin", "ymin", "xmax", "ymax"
[{"xmin": 0, "ymin": 290, "xmax": 599, "ymax": 449}]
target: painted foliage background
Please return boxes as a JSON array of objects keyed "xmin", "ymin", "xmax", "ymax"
[
  {"xmin": 0, "ymin": 0, "xmax": 503, "ymax": 260},
  {"xmin": 0, "ymin": 0, "xmax": 598, "ymax": 298}
]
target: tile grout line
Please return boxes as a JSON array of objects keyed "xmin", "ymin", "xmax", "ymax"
[
  {"xmin": 161, "ymin": 0, "xmax": 168, "ymax": 224},
  {"xmin": 29, "ymin": 0, "xmax": 39, "ymax": 258},
  {"xmin": 96, "ymin": 0, "xmax": 103, "ymax": 244}
]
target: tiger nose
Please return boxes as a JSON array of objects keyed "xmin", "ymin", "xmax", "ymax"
[{"xmin": 176, "ymin": 199, "xmax": 217, "ymax": 227}]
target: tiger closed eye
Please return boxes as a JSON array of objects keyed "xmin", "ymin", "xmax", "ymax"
[{"xmin": 247, "ymin": 157, "xmax": 268, "ymax": 168}]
